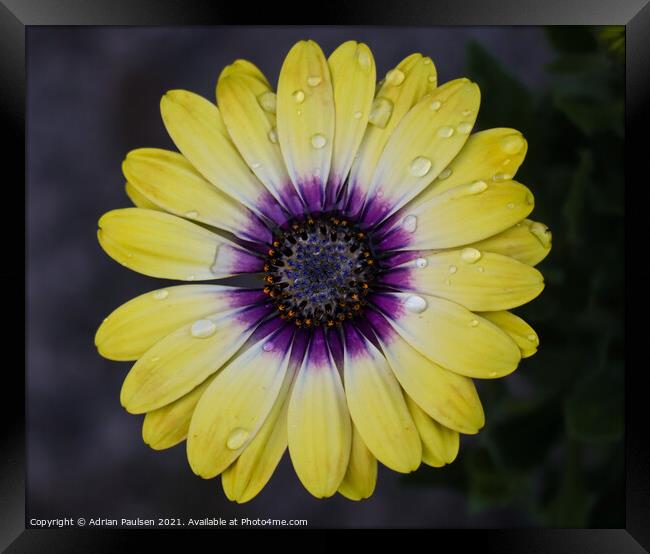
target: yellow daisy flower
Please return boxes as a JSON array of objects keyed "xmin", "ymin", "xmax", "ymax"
[{"xmin": 96, "ymin": 40, "xmax": 552, "ymax": 503}]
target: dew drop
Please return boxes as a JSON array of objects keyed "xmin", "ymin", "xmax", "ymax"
[
  {"xmin": 488, "ymin": 371, "xmax": 498, "ymax": 377},
  {"xmin": 226, "ymin": 428, "xmax": 249, "ymax": 450},
  {"xmin": 414, "ymin": 257, "xmax": 428, "ymax": 269},
  {"xmin": 386, "ymin": 68, "xmax": 405, "ymax": 86},
  {"xmin": 469, "ymin": 319, "xmax": 479, "ymax": 327},
  {"xmin": 477, "ymin": 266, "xmax": 485, "ymax": 273},
  {"xmin": 257, "ymin": 91, "xmax": 277, "ymax": 113},
  {"xmin": 423, "ymin": 58, "xmax": 432, "ymax": 65},
  {"xmin": 409, "ymin": 156, "xmax": 432, "ymax": 177},
  {"xmin": 191, "ymin": 319, "xmax": 216, "ymax": 338},
  {"xmin": 368, "ymin": 98, "xmax": 393, "ymax": 128},
  {"xmin": 438, "ymin": 167, "xmax": 453, "ymax": 180},
  {"xmin": 448, "ymin": 265, "xmax": 458, "ymax": 274},
  {"xmin": 153, "ymin": 289, "xmax": 169, "ymax": 300},
  {"xmin": 307, "ymin": 76, "xmax": 322, "ymax": 87},
  {"xmin": 437, "ymin": 126, "xmax": 454, "ymax": 138},
  {"xmin": 429, "ymin": 100, "xmax": 442, "ymax": 111},
  {"xmin": 527, "ymin": 333, "xmax": 538, "ymax": 342},
  {"xmin": 310, "ymin": 134, "xmax": 327, "ymax": 149},
  {"xmin": 468, "ymin": 180, "xmax": 488, "ymax": 194},
  {"xmin": 292, "ymin": 89, "xmax": 305, "ymax": 103},
  {"xmin": 353, "ymin": 111, "xmax": 363, "ymax": 119},
  {"xmin": 492, "ymin": 172, "xmax": 512, "ymax": 182},
  {"xmin": 427, "ymin": 75, "xmax": 436, "ymax": 83},
  {"xmin": 267, "ymin": 128, "xmax": 278, "ymax": 143},
  {"xmin": 457, "ymin": 121, "xmax": 472, "ymax": 134},
  {"xmin": 357, "ymin": 50, "xmax": 371, "ymax": 68},
  {"xmin": 461, "ymin": 109, "xmax": 472, "ymax": 117},
  {"xmin": 263, "ymin": 341, "xmax": 275, "ymax": 352},
  {"xmin": 460, "ymin": 247, "xmax": 482, "ymax": 264},
  {"xmin": 251, "ymin": 162, "xmax": 261, "ymax": 169},
  {"xmin": 187, "ymin": 275, "xmax": 195, "ymax": 281},
  {"xmin": 150, "ymin": 356, "xmax": 160, "ymax": 363},
  {"xmin": 500, "ymin": 134, "xmax": 525, "ymax": 155},
  {"xmin": 507, "ymin": 202, "xmax": 515, "ymax": 209},
  {"xmin": 530, "ymin": 222, "xmax": 552, "ymax": 248},
  {"xmin": 404, "ymin": 295, "xmax": 427, "ymax": 313},
  {"xmin": 185, "ymin": 210, "xmax": 199, "ymax": 218},
  {"xmin": 402, "ymin": 215, "xmax": 418, "ymax": 233}
]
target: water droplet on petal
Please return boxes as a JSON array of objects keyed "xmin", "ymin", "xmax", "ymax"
[
  {"xmin": 268, "ymin": 128, "xmax": 278, "ymax": 143},
  {"xmin": 187, "ymin": 275, "xmax": 195, "ymax": 281},
  {"xmin": 386, "ymin": 68, "xmax": 405, "ymax": 85},
  {"xmin": 427, "ymin": 74, "xmax": 436, "ymax": 83},
  {"xmin": 460, "ymin": 247, "xmax": 482, "ymax": 264},
  {"xmin": 368, "ymin": 98, "xmax": 393, "ymax": 128},
  {"xmin": 257, "ymin": 91, "xmax": 277, "ymax": 113},
  {"xmin": 226, "ymin": 428, "xmax": 249, "ymax": 450},
  {"xmin": 437, "ymin": 126, "xmax": 454, "ymax": 138},
  {"xmin": 438, "ymin": 167, "xmax": 452, "ymax": 180},
  {"xmin": 414, "ymin": 257, "xmax": 428, "ymax": 269},
  {"xmin": 461, "ymin": 109, "xmax": 472, "ymax": 116},
  {"xmin": 404, "ymin": 295, "xmax": 427, "ymax": 313},
  {"xmin": 492, "ymin": 172, "xmax": 512, "ymax": 182},
  {"xmin": 307, "ymin": 76, "xmax": 322, "ymax": 87},
  {"xmin": 488, "ymin": 371, "xmax": 498, "ymax": 377},
  {"xmin": 292, "ymin": 89, "xmax": 305, "ymax": 103},
  {"xmin": 409, "ymin": 156, "xmax": 432, "ymax": 177},
  {"xmin": 191, "ymin": 319, "xmax": 216, "ymax": 338},
  {"xmin": 469, "ymin": 319, "xmax": 479, "ymax": 327},
  {"xmin": 251, "ymin": 162, "xmax": 261, "ymax": 169},
  {"xmin": 530, "ymin": 222, "xmax": 552, "ymax": 248},
  {"xmin": 477, "ymin": 266, "xmax": 485, "ymax": 273},
  {"xmin": 527, "ymin": 333, "xmax": 538, "ymax": 342},
  {"xmin": 423, "ymin": 58, "xmax": 432, "ymax": 65},
  {"xmin": 357, "ymin": 50, "xmax": 371, "ymax": 68},
  {"xmin": 430, "ymin": 100, "xmax": 442, "ymax": 111},
  {"xmin": 402, "ymin": 215, "xmax": 418, "ymax": 233},
  {"xmin": 500, "ymin": 134, "xmax": 525, "ymax": 154},
  {"xmin": 353, "ymin": 111, "xmax": 363, "ymax": 119},
  {"xmin": 153, "ymin": 289, "xmax": 169, "ymax": 300},
  {"xmin": 185, "ymin": 210, "xmax": 199, "ymax": 218},
  {"xmin": 311, "ymin": 134, "xmax": 327, "ymax": 149},
  {"xmin": 507, "ymin": 202, "xmax": 515, "ymax": 209},
  {"xmin": 468, "ymin": 180, "xmax": 488, "ymax": 194},
  {"xmin": 448, "ymin": 265, "xmax": 458, "ymax": 274},
  {"xmin": 263, "ymin": 341, "xmax": 275, "ymax": 352},
  {"xmin": 457, "ymin": 121, "xmax": 472, "ymax": 134},
  {"xmin": 150, "ymin": 356, "xmax": 160, "ymax": 363}
]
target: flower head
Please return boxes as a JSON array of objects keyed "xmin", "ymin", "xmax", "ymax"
[{"xmin": 96, "ymin": 40, "xmax": 552, "ymax": 502}]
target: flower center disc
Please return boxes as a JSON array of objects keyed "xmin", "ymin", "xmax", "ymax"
[{"xmin": 263, "ymin": 214, "xmax": 377, "ymax": 327}]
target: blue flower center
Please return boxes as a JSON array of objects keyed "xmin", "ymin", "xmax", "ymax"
[{"xmin": 263, "ymin": 214, "xmax": 377, "ymax": 327}]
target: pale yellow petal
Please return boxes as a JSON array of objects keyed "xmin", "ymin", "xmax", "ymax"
[
  {"xmin": 376, "ymin": 292, "xmax": 521, "ymax": 379},
  {"xmin": 218, "ymin": 59, "xmax": 270, "ymax": 88},
  {"xmin": 343, "ymin": 326, "xmax": 421, "ymax": 472},
  {"xmin": 479, "ymin": 310, "xmax": 540, "ymax": 358},
  {"xmin": 187, "ymin": 326, "xmax": 294, "ymax": 479},
  {"xmin": 97, "ymin": 208, "xmax": 262, "ymax": 280},
  {"xmin": 125, "ymin": 181, "xmax": 159, "ymax": 210},
  {"xmin": 95, "ymin": 285, "xmax": 264, "ymax": 361},
  {"xmin": 406, "ymin": 396, "xmax": 460, "ymax": 467},
  {"xmin": 338, "ymin": 425, "xmax": 377, "ymax": 501},
  {"xmin": 468, "ymin": 219, "xmax": 552, "ymax": 266}
]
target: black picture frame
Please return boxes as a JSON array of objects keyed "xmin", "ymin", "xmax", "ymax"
[{"xmin": 9, "ymin": 0, "xmax": 649, "ymax": 550}]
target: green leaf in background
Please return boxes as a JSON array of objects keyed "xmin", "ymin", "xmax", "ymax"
[{"xmin": 565, "ymin": 365, "xmax": 624, "ymax": 443}]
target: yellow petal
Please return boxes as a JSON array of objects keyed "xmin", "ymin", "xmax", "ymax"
[
  {"xmin": 160, "ymin": 89, "xmax": 287, "ymax": 224},
  {"xmin": 479, "ymin": 310, "xmax": 540, "ymax": 358},
  {"xmin": 142, "ymin": 374, "xmax": 215, "ymax": 450},
  {"xmin": 376, "ymin": 325, "xmax": 484, "ymax": 434},
  {"xmin": 415, "ymin": 127, "xmax": 528, "ymax": 199},
  {"xmin": 97, "ymin": 208, "xmax": 262, "ymax": 280},
  {"xmin": 406, "ymin": 396, "xmax": 460, "ymax": 467},
  {"xmin": 187, "ymin": 325, "xmax": 294, "ymax": 479},
  {"xmin": 216, "ymin": 73, "xmax": 302, "ymax": 214},
  {"xmin": 346, "ymin": 53, "xmax": 437, "ymax": 211},
  {"xmin": 120, "ymin": 304, "xmax": 270, "ymax": 413},
  {"xmin": 362, "ymin": 79, "xmax": 480, "ymax": 225},
  {"xmin": 343, "ymin": 325, "xmax": 421, "ymax": 472},
  {"xmin": 468, "ymin": 219, "xmax": 552, "ymax": 266},
  {"xmin": 218, "ymin": 59, "xmax": 270, "ymax": 88},
  {"xmin": 378, "ymin": 179, "xmax": 534, "ymax": 252},
  {"xmin": 387, "ymin": 249, "xmax": 544, "ymax": 311},
  {"xmin": 326, "ymin": 41, "xmax": 376, "ymax": 201},
  {"xmin": 338, "ymin": 425, "xmax": 377, "ymax": 501},
  {"xmin": 276, "ymin": 40, "xmax": 335, "ymax": 211},
  {"xmin": 288, "ymin": 330, "xmax": 351, "ymax": 498},
  {"xmin": 95, "ymin": 285, "xmax": 264, "ymax": 361},
  {"xmin": 375, "ymin": 292, "xmax": 521, "ymax": 379},
  {"xmin": 125, "ymin": 181, "xmax": 159, "ymax": 210},
  {"xmin": 123, "ymin": 148, "xmax": 271, "ymax": 243}
]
